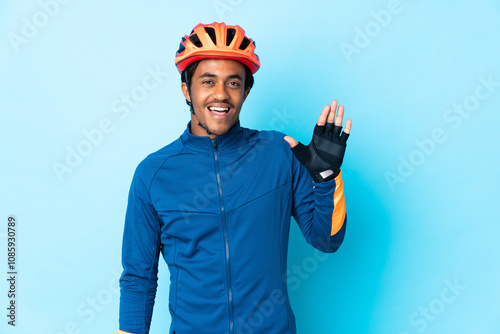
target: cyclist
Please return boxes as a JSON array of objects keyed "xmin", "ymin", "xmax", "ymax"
[{"xmin": 119, "ymin": 22, "xmax": 351, "ymax": 334}]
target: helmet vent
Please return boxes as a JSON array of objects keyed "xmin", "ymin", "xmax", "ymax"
[
  {"xmin": 178, "ymin": 42, "xmax": 185, "ymax": 54},
  {"xmin": 226, "ymin": 28, "xmax": 236, "ymax": 46},
  {"xmin": 239, "ymin": 37, "xmax": 251, "ymax": 50},
  {"xmin": 205, "ymin": 27, "xmax": 217, "ymax": 45},
  {"xmin": 189, "ymin": 34, "xmax": 203, "ymax": 47},
  {"xmin": 189, "ymin": 34, "xmax": 203, "ymax": 48}
]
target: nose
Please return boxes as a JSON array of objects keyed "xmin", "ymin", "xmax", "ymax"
[{"xmin": 212, "ymin": 82, "xmax": 230, "ymax": 101}]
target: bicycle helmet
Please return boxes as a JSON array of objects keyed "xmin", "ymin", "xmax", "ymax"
[{"xmin": 175, "ymin": 22, "xmax": 260, "ymax": 74}]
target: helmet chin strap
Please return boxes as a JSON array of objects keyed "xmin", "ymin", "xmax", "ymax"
[
  {"xmin": 188, "ymin": 100, "xmax": 214, "ymax": 136},
  {"xmin": 197, "ymin": 116, "xmax": 214, "ymax": 136},
  {"xmin": 186, "ymin": 77, "xmax": 214, "ymax": 136}
]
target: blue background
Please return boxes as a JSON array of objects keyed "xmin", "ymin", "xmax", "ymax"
[{"xmin": 1, "ymin": 1, "xmax": 500, "ymax": 333}]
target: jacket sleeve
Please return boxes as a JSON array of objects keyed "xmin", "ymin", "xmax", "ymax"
[
  {"xmin": 291, "ymin": 151, "xmax": 347, "ymax": 253},
  {"xmin": 119, "ymin": 162, "xmax": 162, "ymax": 334}
]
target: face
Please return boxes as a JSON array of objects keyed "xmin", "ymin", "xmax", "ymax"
[{"xmin": 182, "ymin": 59, "xmax": 250, "ymax": 138}]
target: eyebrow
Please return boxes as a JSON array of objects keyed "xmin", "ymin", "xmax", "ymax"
[
  {"xmin": 199, "ymin": 73, "xmax": 216, "ymax": 79},
  {"xmin": 198, "ymin": 73, "xmax": 243, "ymax": 80}
]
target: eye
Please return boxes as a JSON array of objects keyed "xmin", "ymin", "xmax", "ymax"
[
  {"xmin": 202, "ymin": 80, "xmax": 214, "ymax": 85},
  {"xmin": 228, "ymin": 81, "xmax": 240, "ymax": 87}
]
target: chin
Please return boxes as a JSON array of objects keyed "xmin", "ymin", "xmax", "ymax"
[
  {"xmin": 209, "ymin": 124, "xmax": 231, "ymax": 136},
  {"xmin": 209, "ymin": 118, "xmax": 237, "ymax": 134}
]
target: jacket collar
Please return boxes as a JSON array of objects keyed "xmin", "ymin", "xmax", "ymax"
[{"xmin": 180, "ymin": 120, "xmax": 244, "ymax": 153}]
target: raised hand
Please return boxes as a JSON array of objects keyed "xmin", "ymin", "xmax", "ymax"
[{"xmin": 284, "ymin": 100, "xmax": 352, "ymax": 182}]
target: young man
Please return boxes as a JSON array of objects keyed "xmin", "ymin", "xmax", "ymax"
[{"xmin": 119, "ymin": 22, "xmax": 351, "ymax": 334}]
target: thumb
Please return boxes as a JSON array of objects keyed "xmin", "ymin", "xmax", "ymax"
[{"xmin": 284, "ymin": 135, "xmax": 298, "ymax": 148}]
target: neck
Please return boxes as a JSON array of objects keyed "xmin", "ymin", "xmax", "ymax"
[{"xmin": 189, "ymin": 118, "xmax": 217, "ymax": 139}]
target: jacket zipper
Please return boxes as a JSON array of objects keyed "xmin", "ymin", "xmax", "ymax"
[{"xmin": 211, "ymin": 138, "xmax": 234, "ymax": 334}]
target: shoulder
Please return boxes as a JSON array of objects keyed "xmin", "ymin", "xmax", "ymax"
[
  {"xmin": 241, "ymin": 126, "xmax": 293, "ymax": 160},
  {"xmin": 132, "ymin": 137, "xmax": 184, "ymax": 189}
]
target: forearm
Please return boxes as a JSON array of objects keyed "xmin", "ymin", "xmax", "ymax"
[
  {"xmin": 293, "ymin": 166, "xmax": 347, "ymax": 253},
  {"xmin": 119, "ymin": 272, "xmax": 158, "ymax": 334},
  {"xmin": 309, "ymin": 170, "xmax": 347, "ymax": 252},
  {"xmin": 119, "ymin": 234, "xmax": 161, "ymax": 333}
]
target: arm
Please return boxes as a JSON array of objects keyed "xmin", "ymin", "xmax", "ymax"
[
  {"xmin": 291, "ymin": 158, "xmax": 347, "ymax": 253},
  {"xmin": 285, "ymin": 100, "xmax": 351, "ymax": 253},
  {"xmin": 119, "ymin": 161, "xmax": 162, "ymax": 334}
]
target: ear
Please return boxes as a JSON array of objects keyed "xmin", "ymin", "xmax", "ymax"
[
  {"xmin": 181, "ymin": 82, "xmax": 191, "ymax": 103},
  {"xmin": 243, "ymin": 87, "xmax": 250, "ymax": 102}
]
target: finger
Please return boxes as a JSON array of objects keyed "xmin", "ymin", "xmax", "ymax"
[
  {"xmin": 317, "ymin": 105, "xmax": 330, "ymax": 126},
  {"xmin": 344, "ymin": 119, "xmax": 352, "ymax": 134},
  {"xmin": 334, "ymin": 104, "xmax": 344, "ymax": 127},
  {"xmin": 325, "ymin": 122, "xmax": 334, "ymax": 134},
  {"xmin": 283, "ymin": 135, "xmax": 299, "ymax": 148},
  {"xmin": 327, "ymin": 100, "xmax": 338, "ymax": 124},
  {"xmin": 314, "ymin": 124, "xmax": 325, "ymax": 135},
  {"xmin": 290, "ymin": 142, "xmax": 311, "ymax": 166},
  {"xmin": 339, "ymin": 131, "xmax": 349, "ymax": 145},
  {"xmin": 339, "ymin": 131, "xmax": 349, "ymax": 144},
  {"xmin": 332, "ymin": 125, "xmax": 342, "ymax": 137}
]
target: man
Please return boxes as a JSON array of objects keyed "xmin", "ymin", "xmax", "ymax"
[{"xmin": 119, "ymin": 22, "xmax": 351, "ymax": 334}]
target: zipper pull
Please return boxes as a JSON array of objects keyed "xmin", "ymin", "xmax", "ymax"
[{"xmin": 211, "ymin": 138, "xmax": 218, "ymax": 151}]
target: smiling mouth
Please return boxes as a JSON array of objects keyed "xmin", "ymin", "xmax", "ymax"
[{"xmin": 207, "ymin": 106, "xmax": 231, "ymax": 118}]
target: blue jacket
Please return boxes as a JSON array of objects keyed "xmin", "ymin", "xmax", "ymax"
[{"xmin": 119, "ymin": 120, "xmax": 347, "ymax": 334}]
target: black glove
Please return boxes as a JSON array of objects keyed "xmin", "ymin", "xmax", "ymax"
[{"xmin": 291, "ymin": 122, "xmax": 349, "ymax": 183}]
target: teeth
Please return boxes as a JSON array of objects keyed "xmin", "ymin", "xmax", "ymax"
[{"xmin": 209, "ymin": 107, "xmax": 229, "ymax": 112}]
